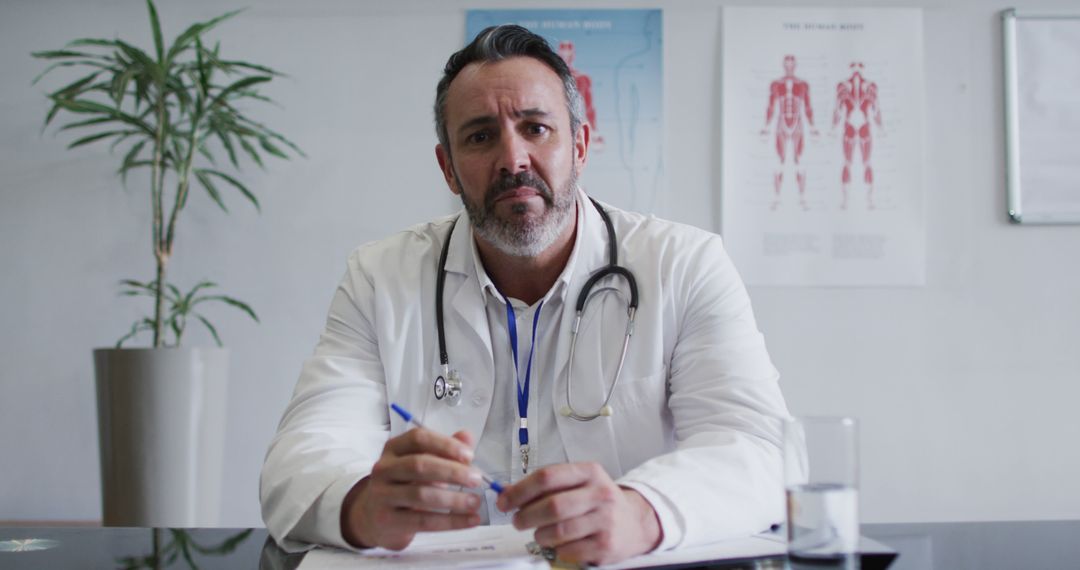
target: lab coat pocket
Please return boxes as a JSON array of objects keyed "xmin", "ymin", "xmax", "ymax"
[{"xmin": 608, "ymin": 369, "xmax": 673, "ymax": 472}]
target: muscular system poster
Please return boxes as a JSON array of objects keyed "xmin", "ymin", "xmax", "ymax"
[
  {"xmin": 721, "ymin": 8, "xmax": 925, "ymax": 286},
  {"xmin": 467, "ymin": 10, "xmax": 664, "ymax": 215}
]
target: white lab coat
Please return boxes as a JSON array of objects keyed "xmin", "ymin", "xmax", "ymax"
[{"xmin": 260, "ymin": 193, "xmax": 791, "ymax": 552}]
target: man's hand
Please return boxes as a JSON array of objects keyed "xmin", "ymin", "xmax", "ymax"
[
  {"xmin": 496, "ymin": 462, "xmax": 662, "ymax": 565},
  {"xmin": 341, "ymin": 429, "xmax": 483, "ymax": 550}
]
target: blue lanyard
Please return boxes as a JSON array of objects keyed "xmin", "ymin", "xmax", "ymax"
[{"xmin": 503, "ymin": 297, "xmax": 543, "ymax": 448}]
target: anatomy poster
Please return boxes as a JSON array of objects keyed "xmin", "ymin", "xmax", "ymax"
[
  {"xmin": 466, "ymin": 10, "xmax": 665, "ymax": 214},
  {"xmin": 721, "ymin": 8, "xmax": 925, "ymax": 286}
]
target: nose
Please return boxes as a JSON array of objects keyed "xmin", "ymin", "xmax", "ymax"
[{"xmin": 496, "ymin": 130, "xmax": 530, "ymax": 175}]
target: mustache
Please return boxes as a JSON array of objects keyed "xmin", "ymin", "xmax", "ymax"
[{"xmin": 484, "ymin": 172, "xmax": 554, "ymax": 209}]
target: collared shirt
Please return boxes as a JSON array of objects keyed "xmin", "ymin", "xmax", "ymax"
[{"xmin": 468, "ymin": 200, "xmax": 584, "ymax": 523}]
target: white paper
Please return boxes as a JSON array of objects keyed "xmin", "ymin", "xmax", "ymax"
[
  {"xmin": 721, "ymin": 7, "xmax": 925, "ymax": 286},
  {"xmin": 296, "ymin": 525, "xmax": 546, "ymax": 570},
  {"xmin": 297, "ymin": 525, "xmax": 787, "ymax": 570},
  {"xmin": 1014, "ymin": 17, "xmax": 1080, "ymax": 222},
  {"xmin": 602, "ymin": 533, "xmax": 785, "ymax": 569}
]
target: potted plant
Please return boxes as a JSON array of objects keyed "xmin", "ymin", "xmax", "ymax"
[{"xmin": 32, "ymin": 0, "xmax": 300, "ymax": 526}]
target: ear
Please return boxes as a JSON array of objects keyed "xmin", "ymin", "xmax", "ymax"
[
  {"xmin": 573, "ymin": 122, "xmax": 590, "ymax": 172},
  {"xmin": 435, "ymin": 144, "xmax": 461, "ymax": 195}
]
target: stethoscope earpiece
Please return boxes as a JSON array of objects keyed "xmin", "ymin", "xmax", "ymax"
[{"xmin": 558, "ymin": 404, "xmax": 616, "ymax": 420}]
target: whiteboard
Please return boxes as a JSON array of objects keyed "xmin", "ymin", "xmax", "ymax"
[{"xmin": 1003, "ymin": 9, "xmax": 1080, "ymax": 224}]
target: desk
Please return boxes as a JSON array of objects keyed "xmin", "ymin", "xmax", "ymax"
[{"xmin": 1, "ymin": 522, "xmax": 1074, "ymax": 569}]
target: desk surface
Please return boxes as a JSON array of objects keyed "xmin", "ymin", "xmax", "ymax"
[{"xmin": 0, "ymin": 521, "xmax": 1076, "ymax": 569}]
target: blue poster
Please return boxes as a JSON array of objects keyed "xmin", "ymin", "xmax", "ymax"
[{"xmin": 466, "ymin": 10, "xmax": 664, "ymax": 214}]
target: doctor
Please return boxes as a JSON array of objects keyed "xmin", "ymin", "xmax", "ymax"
[{"xmin": 261, "ymin": 25, "xmax": 792, "ymax": 566}]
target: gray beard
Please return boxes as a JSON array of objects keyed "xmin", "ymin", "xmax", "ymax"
[{"xmin": 460, "ymin": 169, "xmax": 578, "ymax": 258}]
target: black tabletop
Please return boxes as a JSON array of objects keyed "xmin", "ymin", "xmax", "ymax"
[{"xmin": 4, "ymin": 521, "xmax": 1074, "ymax": 569}]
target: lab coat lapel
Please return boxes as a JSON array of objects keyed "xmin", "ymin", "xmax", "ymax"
[
  {"xmin": 424, "ymin": 216, "xmax": 494, "ymax": 438},
  {"xmin": 551, "ymin": 193, "xmax": 623, "ymax": 477}
]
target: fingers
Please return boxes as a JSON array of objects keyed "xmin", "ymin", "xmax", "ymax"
[
  {"xmin": 385, "ymin": 428, "xmax": 474, "ymax": 464},
  {"xmin": 512, "ymin": 485, "xmax": 611, "ymax": 530},
  {"xmin": 381, "ymin": 484, "xmax": 483, "ymax": 513},
  {"xmin": 374, "ymin": 453, "xmax": 483, "ymax": 488},
  {"xmin": 451, "ymin": 429, "xmax": 476, "ymax": 449},
  {"xmin": 497, "ymin": 463, "xmax": 603, "ymax": 513},
  {"xmin": 345, "ymin": 428, "xmax": 484, "ymax": 550},
  {"xmin": 532, "ymin": 507, "xmax": 606, "ymax": 547}
]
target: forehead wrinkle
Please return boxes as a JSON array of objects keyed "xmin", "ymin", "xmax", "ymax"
[{"xmin": 455, "ymin": 108, "xmax": 550, "ymax": 136}]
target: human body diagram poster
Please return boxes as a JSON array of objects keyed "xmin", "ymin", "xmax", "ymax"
[
  {"xmin": 721, "ymin": 8, "xmax": 925, "ymax": 286},
  {"xmin": 467, "ymin": 10, "xmax": 665, "ymax": 215}
]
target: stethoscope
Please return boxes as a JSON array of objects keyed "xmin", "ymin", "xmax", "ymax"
[{"xmin": 433, "ymin": 197, "xmax": 639, "ymax": 421}]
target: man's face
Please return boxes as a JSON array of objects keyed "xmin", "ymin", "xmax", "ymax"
[
  {"xmin": 435, "ymin": 56, "xmax": 589, "ymax": 258},
  {"xmin": 783, "ymin": 56, "xmax": 795, "ymax": 76}
]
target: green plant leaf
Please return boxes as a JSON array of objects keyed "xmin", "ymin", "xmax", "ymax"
[
  {"xmin": 194, "ymin": 169, "xmax": 228, "ymax": 212},
  {"xmin": 190, "ymin": 528, "xmax": 253, "ymax": 555},
  {"xmin": 112, "ymin": 39, "xmax": 163, "ymax": 85},
  {"xmin": 194, "ymin": 37, "xmax": 210, "ymax": 98},
  {"xmin": 201, "ymin": 168, "xmax": 258, "ymax": 211},
  {"xmin": 196, "ymin": 141, "xmax": 216, "ymax": 165},
  {"xmin": 58, "ymin": 116, "xmax": 116, "ymax": 131},
  {"xmin": 146, "ymin": 0, "xmax": 165, "ymax": 65},
  {"xmin": 166, "ymin": 9, "xmax": 243, "ymax": 64},
  {"xmin": 195, "ymin": 314, "xmax": 223, "ymax": 347},
  {"xmin": 110, "ymin": 67, "xmax": 138, "ymax": 105},
  {"xmin": 48, "ymin": 71, "xmax": 102, "ymax": 99},
  {"xmin": 68, "ymin": 38, "xmax": 121, "ymax": 49},
  {"xmin": 118, "ymin": 140, "xmax": 148, "ymax": 182},
  {"xmin": 49, "ymin": 98, "xmax": 155, "ymax": 135},
  {"xmin": 166, "ymin": 283, "xmax": 182, "ymax": 302},
  {"xmin": 66, "ymin": 129, "xmax": 132, "ymax": 150},
  {"xmin": 170, "ymin": 313, "xmax": 183, "ymax": 342},
  {"xmin": 214, "ymin": 127, "xmax": 239, "ymax": 168},
  {"xmin": 215, "ymin": 59, "xmax": 282, "ymax": 76},
  {"xmin": 237, "ymin": 136, "xmax": 264, "ymax": 168},
  {"xmin": 209, "ymin": 75, "xmax": 270, "ymax": 109},
  {"xmin": 258, "ymin": 137, "xmax": 287, "ymax": 159},
  {"xmin": 200, "ymin": 294, "xmax": 259, "ymax": 322},
  {"xmin": 116, "ymin": 321, "xmax": 143, "ymax": 348},
  {"xmin": 107, "ymin": 131, "xmax": 141, "ymax": 152},
  {"xmin": 31, "ymin": 49, "xmax": 108, "ymax": 61},
  {"xmin": 31, "ymin": 59, "xmax": 116, "ymax": 86},
  {"xmin": 238, "ymin": 116, "xmax": 305, "ymax": 157}
]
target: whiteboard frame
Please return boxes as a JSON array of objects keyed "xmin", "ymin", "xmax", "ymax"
[{"xmin": 1002, "ymin": 8, "xmax": 1080, "ymax": 224}]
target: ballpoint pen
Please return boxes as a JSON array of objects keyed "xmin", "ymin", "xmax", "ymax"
[{"xmin": 390, "ymin": 402, "xmax": 505, "ymax": 494}]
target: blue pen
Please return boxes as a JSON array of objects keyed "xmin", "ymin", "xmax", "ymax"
[{"xmin": 390, "ymin": 402, "xmax": 505, "ymax": 494}]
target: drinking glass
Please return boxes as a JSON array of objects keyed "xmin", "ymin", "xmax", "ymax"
[{"xmin": 783, "ymin": 416, "xmax": 859, "ymax": 566}]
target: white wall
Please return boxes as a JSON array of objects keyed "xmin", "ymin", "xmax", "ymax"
[{"xmin": 2, "ymin": 0, "xmax": 1078, "ymax": 526}]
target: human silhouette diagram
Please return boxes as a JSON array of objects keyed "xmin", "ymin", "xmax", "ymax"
[
  {"xmin": 761, "ymin": 55, "xmax": 818, "ymax": 211},
  {"xmin": 832, "ymin": 62, "xmax": 883, "ymax": 210}
]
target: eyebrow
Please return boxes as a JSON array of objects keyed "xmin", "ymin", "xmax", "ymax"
[{"xmin": 456, "ymin": 108, "xmax": 551, "ymax": 135}]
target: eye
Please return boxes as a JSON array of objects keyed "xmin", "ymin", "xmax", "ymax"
[
  {"xmin": 525, "ymin": 123, "xmax": 549, "ymax": 136},
  {"xmin": 465, "ymin": 130, "xmax": 491, "ymax": 145}
]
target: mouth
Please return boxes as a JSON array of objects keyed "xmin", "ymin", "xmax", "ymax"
[{"xmin": 493, "ymin": 187, "xmax": 542, "ymax": 203}]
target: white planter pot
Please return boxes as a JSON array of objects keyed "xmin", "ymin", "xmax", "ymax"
[{"xmin": 93, "ymin": 347, "xmax": 228, "ymax": 527}]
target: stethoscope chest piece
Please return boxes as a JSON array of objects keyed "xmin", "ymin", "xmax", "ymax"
[{"xmin": 434, "ymin": 369, "xmax": 463, "ymax": 406}]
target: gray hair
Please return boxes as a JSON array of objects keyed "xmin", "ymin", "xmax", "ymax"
[{"xmin": 434, "ymin": 25, "xmax": 585, "ymax": 154}]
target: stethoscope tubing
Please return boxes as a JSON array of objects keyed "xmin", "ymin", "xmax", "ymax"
[{"xmin": 434, "ymin": 197, "xmax": 638, "ymax": 421}]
